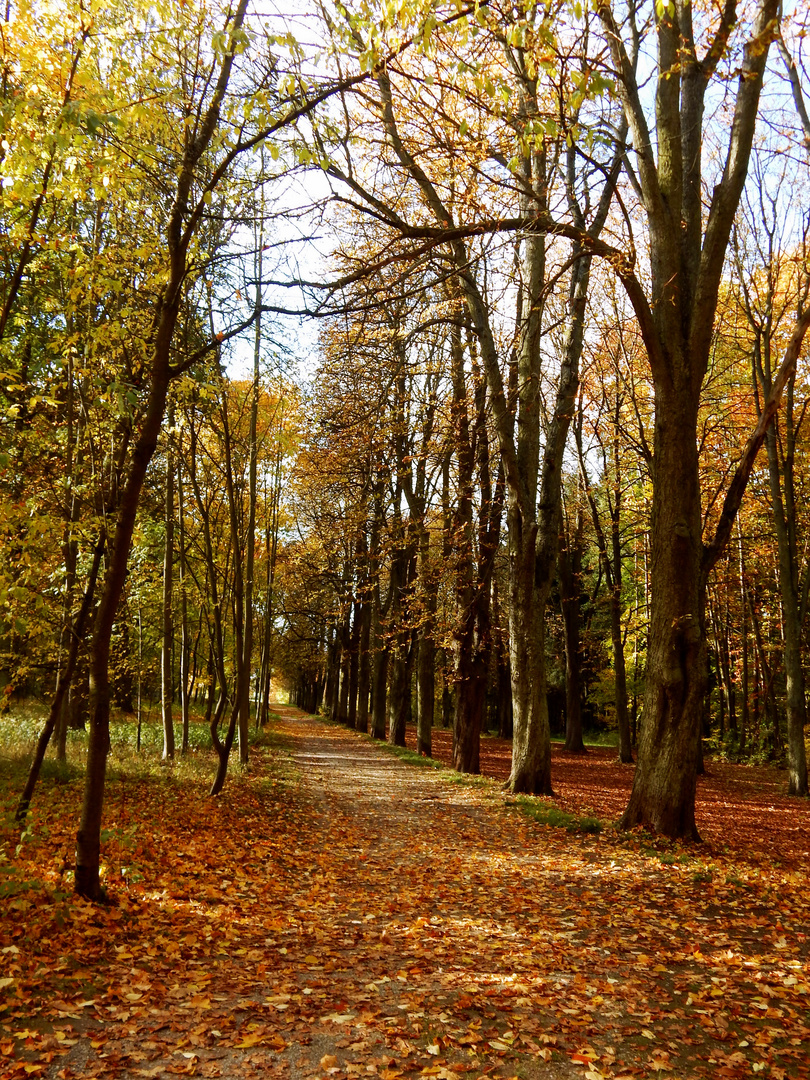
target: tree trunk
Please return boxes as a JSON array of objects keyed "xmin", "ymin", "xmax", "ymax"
[
  {"xmin": 220, "ymin": 385, "xmax": 248, "ymax": 765},
  {"xmin": 611, "ymin": 585, "xmax": 633, "ymax": 764},
  {"xmin": 209, "ymin": 691, "xmax": 236, "ymax": 797},
  {"xmin": 187, "ymin": 415, "xmax": 236, "ymax": 795},
  {"xmin": 415, "ymin": 522, "xmax": 437, "ymax": 757},
  {"xmin": 387, "ymin": 630, "xmax": 413, "ymax": 747},
  {"xmin": 348, "ymin": 595, "xmax": 361, "ymax": 728},
  {"xmin": 356, "ymin": 596, "xmax": 371, "ymax": 733},
  {"xmin": 75, "ymin": 367, "xmax": 173, "ymax": 900},
  {"xmin": 178, "ymin": 453, "xmax": 190, "ymax": 754},
  {"xmin": 620, "ymin": 389, "xmax": 704, "ymax": 839},
  {"xmin": 259, "ymin": 438, "xmax": 282, "ymax": 726},
  {"xmin": 738, "ymin": 531, "xmax": 749, "ymax": 752},
  {"xmin": 73, "ymin": 8, "xmax": 251, "ymax": 894},
  {"xmin": 416, "ymin": 626, "xmax": 434, "ymax": 756},
  {"xmin": 337, "ymin": 628, "xmax": 351, "ymax": 726},
  {"xmin": 323, "ymin": 628, "xmax": 339, "ymax": 719},
  {"xmin": 334, "ymin": 590, "xmax": 352, "ymax": 725},
  {"xmin": 599, "ymin": 0, "xmax": 780, "ymax": 837},
  {"xmin": 560, "ymin": 508, "xmax": 586, "ymax": 754},
  {"xmin": 452, "ymin": 626, "xmax": 488, "ymax": 774},
  {"xmin": 764, "ymin": 414, "xmax": 808, "ymax": 793},
  {"xmin": 161, "ymin": 410, "xmax": 176, "ymax": 762},
  {"xmin": 747, "ymin": 582, "xmax": 780, "ymax": 756},
  {"xmin": 239, "ymin": 244, "xmax": 262, "ymax": 754},
  {"xmin": 508, "ymin": 521, "xmax": 553, "ymax": 793},
  {"xmin": 441, "ymin": 654, "xmax": 453, "ymax": 730}
]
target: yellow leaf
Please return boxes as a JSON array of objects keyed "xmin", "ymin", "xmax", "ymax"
[{"xmin": 234, "ymin": 1033, "xmax": 263, "ymax": 1048}]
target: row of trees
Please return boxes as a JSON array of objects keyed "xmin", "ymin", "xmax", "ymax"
[
  {"xmin": 279, "ymin": 220, "xmax": 810, "ymax": 777},
  {"xmin": 272, "ymin": 0, "xmax": 810, "ymax": 839},
  {"xmin": 3, "ymin": 0, "xmax": 810, "ymax": 899}
]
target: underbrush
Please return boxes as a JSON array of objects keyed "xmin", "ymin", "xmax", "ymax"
[
  {"xmin": 0, "ymin": 701, "xmax": 280, "ymax": 900},
  {"xmin": 0, "ymin": 701, "xmax": 275, "ymax": 781}
]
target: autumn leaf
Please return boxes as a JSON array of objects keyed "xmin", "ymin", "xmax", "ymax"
[{"xmin": 234, "ymin": 1032, "xmax": 264, "ymax": 1048}]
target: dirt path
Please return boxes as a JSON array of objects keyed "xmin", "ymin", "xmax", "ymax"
[{"xmin": 4, "ymin": 707, "xmax": 810, "ymax": 1080}]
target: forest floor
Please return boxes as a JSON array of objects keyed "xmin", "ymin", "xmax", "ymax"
[
  {"xmin": 402, "ymin": 726, "xmax": 810, "ymax": 864},
  {"xmin": 1, "ymin": 707, "xmax": 809, "ymax": 1080}
]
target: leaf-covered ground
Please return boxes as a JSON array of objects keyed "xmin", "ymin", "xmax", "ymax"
[
  {"xmin": 1, "ymin": 708, "xmax": 809, "ymax": 1080},
  {"xmin": 402, "ymin": 727, "xmax": 810, "ymax": 866}
]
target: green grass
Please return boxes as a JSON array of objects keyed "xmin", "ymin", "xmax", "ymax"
[
  {"xmin": 0, "ymin": 699, "xmax": 277, "ymax": 800},
  {"xmin": 374, "ymin": 741, "xmax": 446, "ymax": 769},
  {"xmin": 508, "ymin": 793, "xmax": 603, "ymax": 834},
  {"xmin": 550, "ymin": 730, "xmax": 620, "ymax": 748},
  {"xmin": 445, "ymin": 770, "xmax": 492, "ymax": 787}
]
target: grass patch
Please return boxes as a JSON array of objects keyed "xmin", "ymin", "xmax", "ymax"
[
  {"xmin": 510, "ymin": 794, "xmax": 603, "ymax": 834},
  {"xmin": 550, "ymin": 730, "xmax": 619, "ymax": 749},
  {"xmin": 0, "ymin": 700, "xmax": 283, "ymax": 818},
  {"xmin": 375, "ymin": 741, "xmax": 445, "ymax": 769},
  {"xmin": 446, "ymin": 770, "xmax": 493, "ymax": 787}
]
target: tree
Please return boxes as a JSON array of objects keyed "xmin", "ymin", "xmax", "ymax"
[
  {"xmin": 734, "ymin": 192, "xmax": 810, "ymax": 793},
  {"xmin": 75, "ymin": 0, "xmax": 261, "ymax": 899},
  {"xmin": 590, "ymin": 0, "xmax": 810, "ymax": 836}
]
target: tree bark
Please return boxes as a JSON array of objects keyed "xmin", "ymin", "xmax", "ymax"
[
  {"xmin": 370, "ymin": 604, "xmax": 388, "ymax": 740},
  {"xmin": 356, "ymin": 594, "xmax": 372, "ymax": 733},
  {"xmin": 620, "ymin": 387, "xmax": 705, "ymax": 838},
  {"xmin": 348, "ymin": 593, "xmax": 361, "ymax": 728},
  {"xmin": 760, "ymin": 370, "xmax": 808, "ymax": 793},
  {"xmin": 416, "ymin": 625, "xmax": 435, "ymax": 756},
  {"xmin": 598, "ymin": 0, "xmax": 780, "ymax": 837},
  {"xmin": 220, "ymin": 385, "xmax": 248, "ymax": 763},
  {"xmin": 239, "ymin": 240, "xmax": 262, "ymax": 753},
  {"xmin": 178, "ymin": 452, "xmax": 190, "ymax": 754}
]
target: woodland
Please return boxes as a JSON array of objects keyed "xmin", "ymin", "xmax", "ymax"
[{"xmin": 1, "ymin": 1, "xmax": 810, "ymax": 1071}]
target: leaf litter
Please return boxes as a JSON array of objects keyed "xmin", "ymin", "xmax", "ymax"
[{"xmin": 1, "ymin": 706, "xmax": 808, "ymax": 1080}]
